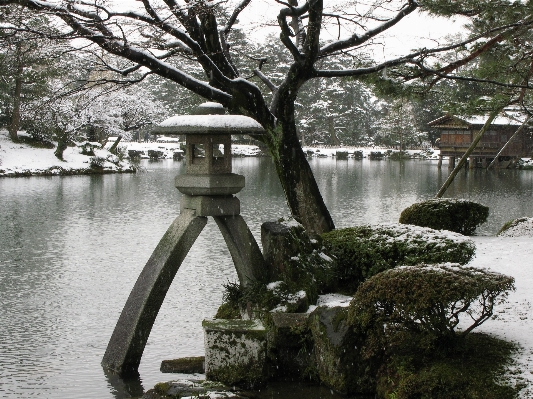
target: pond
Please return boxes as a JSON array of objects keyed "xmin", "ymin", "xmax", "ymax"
[{"xmin": 1, "ymin": 157, "xmax": 532, "ymax": 398}]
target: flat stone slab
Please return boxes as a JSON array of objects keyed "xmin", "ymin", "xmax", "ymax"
[
  {"xmin": 142, "ymin": 379, "xmax": 251, "ymax": 398},
  {"xmin": 175, "ymin": 173, "xmax": 245, "ymax": 196},
  {"xmin": 180, "ymin": 195, "xmax": 241, "ymax": 217},
  {"xmin": 160, "ymin": 356, "xmax": 205, "ymax": 374}
]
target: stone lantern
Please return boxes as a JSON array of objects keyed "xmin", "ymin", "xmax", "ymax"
[
  {"xmin": 155, "ymin": 102, "xmax": 263, "ymax": 216},
  {"xmin": 102, "ymin": 103, "xmax": 267, "ymax": 376}
]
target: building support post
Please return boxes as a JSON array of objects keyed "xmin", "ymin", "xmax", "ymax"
[{"xmin": 448, "ymin": 156, "xmax": 455, "ymax": 170}]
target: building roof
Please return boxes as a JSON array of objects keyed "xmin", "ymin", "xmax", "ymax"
[{"xmin": 428, "ymin": 112, "xmax": 528, "ymax": 128}]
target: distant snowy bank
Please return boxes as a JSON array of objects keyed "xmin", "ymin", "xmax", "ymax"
[{"xmin": 0, "ymin": 131, "xmax": 135, "ymax": 177}]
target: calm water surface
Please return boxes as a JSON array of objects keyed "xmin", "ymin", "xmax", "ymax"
[{"xmin": 1, "ymin": 157, "xmax": 532, "ymax": 398}]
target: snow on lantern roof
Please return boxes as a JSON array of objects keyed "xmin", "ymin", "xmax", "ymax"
[
  {"xmin": 153, "ymin": 102, "xmax": 265, "ymax": 135},
  {"xmin": 198, "ymin": 102, "xmax": 224, "ymax": 109}
]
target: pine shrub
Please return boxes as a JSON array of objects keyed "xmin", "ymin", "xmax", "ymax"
[
  {"xmin": 399, "ymin": 198, "xmax": 489, "ymax": 235},
  {"xmin": 348, "ymin": 263, "xmax": 515, "ymax": 355},
  {"xmin": 321, "ymin": 224, "xmax": 475, "ymax": 293}
]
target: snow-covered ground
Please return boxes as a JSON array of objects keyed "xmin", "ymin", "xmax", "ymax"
[
  {"xmin": 0, "ymin": 131, "xmax": 134, "ymax": 176},
  {"xmin": 469, "ymin": 236, "xmax": 533, "ymax": 396},
  {"xmin": 301, "ymin": 145, "xmax": 440, "ymax": 159}
]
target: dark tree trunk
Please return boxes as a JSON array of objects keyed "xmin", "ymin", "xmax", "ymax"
[
  {"xmin": 8, "ymin": 64, "xmax": 23, "ymax": 143},
  {"xmin": 272, "ymin": 127, "xmax": 335, "ymax": 235},
  {"xmin": 265, "ymin": 77, "xmax": 335, "ymax": 235},
  {"xmin": 109, "ymin": 135, "xmax": 123, "ymax": 154},
  {"xmin": 54, "ymin": 139, "xmax": 68, "ymax": 160}
]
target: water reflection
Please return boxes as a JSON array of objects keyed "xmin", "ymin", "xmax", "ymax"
[{"xmin": 1, "ymin": 158, "xmax": 533, "ymax": 398}]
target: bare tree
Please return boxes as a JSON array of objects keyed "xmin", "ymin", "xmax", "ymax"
[{"xmin": 0, "ymin": 0, "xmax": 529, "ymax": 233}]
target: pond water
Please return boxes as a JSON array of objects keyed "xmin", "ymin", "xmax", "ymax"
[{"xmin": 1, "ymin": 157, "xmax": 532, "ymax": 399}]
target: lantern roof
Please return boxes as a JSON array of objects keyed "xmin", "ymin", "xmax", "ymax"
[{"xmin": 153, "ymin": 102, "xmax": 265, "ymax": 135}]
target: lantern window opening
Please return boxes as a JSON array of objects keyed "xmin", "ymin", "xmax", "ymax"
[{"xmin": 192, "ymin": 143, "xmax": 206, "ymax": 164}]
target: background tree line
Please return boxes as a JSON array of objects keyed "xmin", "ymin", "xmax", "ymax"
[
  {"xmin": 0, "ymin": 13, "xmax": 444, "ymax": 152},
  {"xmin": 1, "ymin": 0, "xmax": 533, "ymax": 234}
]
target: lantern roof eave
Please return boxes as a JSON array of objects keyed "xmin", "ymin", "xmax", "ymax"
[{"xmin": 153, "ymin": 114, "xmax": 265, "ymax": 135}]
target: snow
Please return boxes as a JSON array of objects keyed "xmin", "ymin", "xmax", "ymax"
[
  {"xmin": 302, "ymin": 146, "xmax": 441, "ymax": 160},
  {"xmin": 0, "ymin": 131, "xmax": 133, "ymax": 176},
  {"xmin": 307, "ymin": 293, "xmax": 353, "ymax": 313},
  {"xmin": 468, "ymin": 236, "xmax": 533, "ymax": 397},
  {"xmin": 157, "ymin": 114, "xmax": 265, "ymax": 132},
  {"xmin": 499, "ymin": 218, "xmax": 533, "ymax": 237}
]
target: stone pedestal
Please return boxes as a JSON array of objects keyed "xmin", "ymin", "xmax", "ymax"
[{"xmin": 203, "ymin": 319, "xmax": 267, "ymax": 388}]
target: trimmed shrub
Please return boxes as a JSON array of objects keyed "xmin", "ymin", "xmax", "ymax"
[
  {"xmin": 148, "ymin": 149, "xmax": 164, "ymax": 159},
  {"xmin": 348, "ymin": 263, "xmax": 515, "ymax": 356},
  {"xmin": 376, "ymin": 333, "xmax": 521, "ymax": 399},
  {"xmin": 399, "ymin": 198, "xmax": 489, "ymax": 235},
  {"xmin": 321, "ymin": 224, "xmax": 475, "ymax": 293},
  {"xmin": 498, "ymin": 217, "xmax": 533, "ymax": 237}
]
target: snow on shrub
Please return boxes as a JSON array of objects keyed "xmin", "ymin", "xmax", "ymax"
[
  {"xmin": 498, "ymin": 217, "xmax": 533, "ymax": 237},
  {"xmin": 399, "ymin": 198, "xmax": 489, "ymax": 235},
  {"xmin": 321, "ymin": 224, "xmax": 475, "ymax": 293},
  {"xmin": 90, "ymin": 149, "xmax": 121, "ymax": 168},
  {"xmin": 348, "ymin": 263, "xmax": 515, "ymax": 354}
]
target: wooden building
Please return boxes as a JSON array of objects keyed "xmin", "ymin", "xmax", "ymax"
[{"xmin": 428, "ymin": 114, "xmax": 533, "ymax": 168}]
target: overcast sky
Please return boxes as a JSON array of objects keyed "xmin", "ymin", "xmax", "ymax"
[{"xmin": 109, "ymin": 0, "xmax": 467, "ymax": 60}]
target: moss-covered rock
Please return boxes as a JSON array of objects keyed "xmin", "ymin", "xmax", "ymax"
[
  {"xmin": 203, "ymin": 319, "xmax": 267, "ymax": 389},
  {"xmin": 308, "ymin": 306, "xmax": 376, "ymax": 395},
  {"xmin": 160, "ymin": 356, "xmax": 205, "ymax": 374},
  {"xmin": 143, "ymin": 379, "xmax": 248, "ymax": 398},
  {"xmin": 321, "ymin": 224, "xmax": 475, "ymax": 293},
  {"xmin": 266, "ymin": 312, "xmax": 313, "ymax": 380},
  {"xmin": 399, "ymin": 198, "xmax": 489, "ymax": 235},
  {"xmin": 216, "ymin": 219, "xmax": 335, "ymax": 319}
]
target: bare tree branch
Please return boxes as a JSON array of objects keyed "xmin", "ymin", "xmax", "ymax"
[{"xmin": 319, "ymin": 0, "xmax": 418, "ymax": 56}]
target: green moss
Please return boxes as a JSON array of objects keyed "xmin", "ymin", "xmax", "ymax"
[
  {"xmin": 207, "ymin": 362, "xmax": 267, "ymax": 389},
  {"xmin": 153, "ymin": 382, "xmax": 171, "ymax": 395},
  {"xmin": 377, "ymin": 333, "xmax": 522, "ymax": 399},
  {"xmin": 399, "ymin": 198, "xmax": 489, "ymax": 235},
  {"xmin": 321, "ymin": 224, "xmax": 475, "ymax": 293},
  {"xmin": 214, "ymin": 302, "xmax": 241, "ymax": 319}
]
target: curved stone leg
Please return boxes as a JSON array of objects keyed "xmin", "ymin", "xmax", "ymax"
[
  {"xmin": 102, "ymin": 209, "xmax": 207, "ymax": 375},
  {"xmin": 214, "ymin": 215, "xmax": 267, "ymax": 286}
]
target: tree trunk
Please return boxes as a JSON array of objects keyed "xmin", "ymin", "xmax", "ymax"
[
  {"xmin": 487, "ymin": 116, "xmax": 530, "ymax": 170},
  {"xmin": 54, "ymin": 139, "xmax": 68, "ymax": 160},
  {"xmin": 8, "ymin": 64, "xmax": 23, "ymax": 143},
  {"xmin": 109, "ymin": 135, "xmax": 123, "ymax": 154},
  {"xmin": 266, "ymin": 90, "xmax": 335, "ymax": 235}
]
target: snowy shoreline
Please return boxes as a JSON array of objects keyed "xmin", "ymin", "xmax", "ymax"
[
  {"xmin": 0, "ymin": 131, "xmax": 135, "ymax": 177},
  {"xmin": 0, "ymin": 129, "xmax": 442, "ymax": 178}
]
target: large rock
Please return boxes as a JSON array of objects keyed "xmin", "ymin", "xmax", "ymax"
[
  {"xmin": 309, "ymin": 306, "xmax": 376, "ymax": 395},
  {"xmin": 261, "ymin": 219, "xmax": 313, "ymax": 280},
  {"xmin": 267, "ymin": 312, "xmax": 312, "ymax": 380}
]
